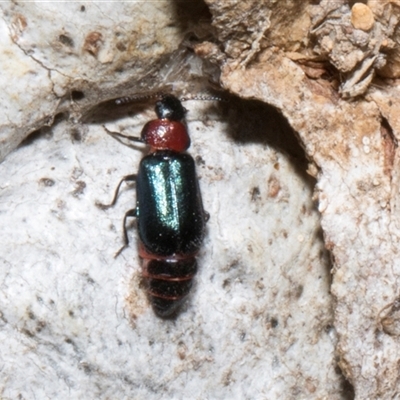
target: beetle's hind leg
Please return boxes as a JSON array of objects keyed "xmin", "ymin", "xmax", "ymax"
[{"xmin": 114, "ymin": 208, "xmax": 137, "ymax": 258}]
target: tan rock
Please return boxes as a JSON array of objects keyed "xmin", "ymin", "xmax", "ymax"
[{"xmin": 351, "ymin": 3, "xmax": 375, "ymax": 31}]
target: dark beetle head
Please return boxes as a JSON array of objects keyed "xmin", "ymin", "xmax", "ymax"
[{"xmin": 155, "ymin": 95, "xmax": 187, "ymax": 121}]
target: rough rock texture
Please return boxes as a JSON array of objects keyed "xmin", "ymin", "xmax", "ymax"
[
  {"xmin": 0, "ymin": 102, "xmax": 343, "ymax": 399},
  {"xmin": 0, "ymin": 1, "xmax": 209, "ymax": 161},
  {"xmin": 197, "ymin": 0, "xmax": 400, "ymax": 398},
  {"xmin": 3, "ymin": 0, "xmax": 400, "ymax": 399},
  {"xmin": 0, "ymin": 2, "xmax": 344, "ymax": 399}
]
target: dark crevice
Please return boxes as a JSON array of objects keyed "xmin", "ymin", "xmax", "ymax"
[
  {"xmin": 380, "ymin": 115, "xmax": 397, "ymax": 177},
  {"xmin": 18, "ymin": 112, "xmax": 66, "ymax": 148},
  {"xmin": 71, "ymin": 90, "xmax": 85, "ymax": 101},
  {"xmin": 170, "ymin": 0, "xmax": 212, "ymax": 38},
  {"xmin": 381, "ymin": 116, "xmax": 398, "ymax": 148},
  {"xmin": 83, "ymin": 97, "xmax": 151, "ymax": 124},
  {"xmin": 348, "ymin": 0, "xmax": 367, "ymax": 6},
  {"xmin": 58, "ymin": 34, "xmax": 74, "ymax": 48},
  {"xmin": 18, "ymin": 129, "xmax": 45, "ymax": 147},
  {"xmin": 220, "ymin": 95, "xmax": 315, "ymax": 192},
  {"xmin": 339, "ymin": 372, "xmax": 355, "ymax": 399}
]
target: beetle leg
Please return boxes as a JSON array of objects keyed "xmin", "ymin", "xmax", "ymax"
[
  {"xmin": 103, "ymin": 125, "xmax": 143, "ymax": 143},
  {"xmin": 115, "ymin": 208, "xmax": 137, "ymax": 258},
  {"xmin": 96, "ymin": 174, "xmax": 137, "ymax": 209}
]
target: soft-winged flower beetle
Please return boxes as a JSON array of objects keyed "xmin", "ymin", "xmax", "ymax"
[{"xmin": 98, "ymin": 95, "xmax": 209, "ymax": 317}]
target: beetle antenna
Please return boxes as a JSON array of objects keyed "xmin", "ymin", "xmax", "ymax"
[
  {"xmin": 180, "ymin": 94, "xmax": 227, "ymax": 102},
  {"xmin": 115, "ymin": 92, "xmax": 165, "ymax": 105}
]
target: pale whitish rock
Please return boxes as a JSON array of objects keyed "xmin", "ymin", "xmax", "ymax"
[
  {"xmin": 0, "ymin": 2, "xmax": 191, "ymax": 162},
  {"xmin": 221, "ymin": 40, "xmax": 399, "ymax": 400},
  {"xmin": 0, "ymin": 98, "xmax": 336, "ymax": 398},
  {"xmin": 200, "ymin": 0, "xmax": 400, "ymax": 397},
  {"xmin": 0, "ymin": 1, "xmax": 370, "ymax": 399},
  {"xmin": 0, "ymin": 3, "xmax": 338, "ymax": 396}
]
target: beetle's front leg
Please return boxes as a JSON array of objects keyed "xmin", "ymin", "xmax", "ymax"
[
  {"xmin": 96, "ymin": 174, "xmax": 137, "ymax": 210},
  {"xmin": 103, "ymin": 125, "xmax": 143, "ymax": 144}
]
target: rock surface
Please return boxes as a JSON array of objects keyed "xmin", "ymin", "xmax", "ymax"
[
  {"xmin": 3, "ymin": 0, "xmax": 400, "ymax": 398},
  {"xmin": 200, "ymin": 0, "xmax": 400, "ymax": 398}
]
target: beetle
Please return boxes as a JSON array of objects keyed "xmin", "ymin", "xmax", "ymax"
[{"xmin": 98, "ymin": 95, "xmax": 207, "ymax": 317}]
